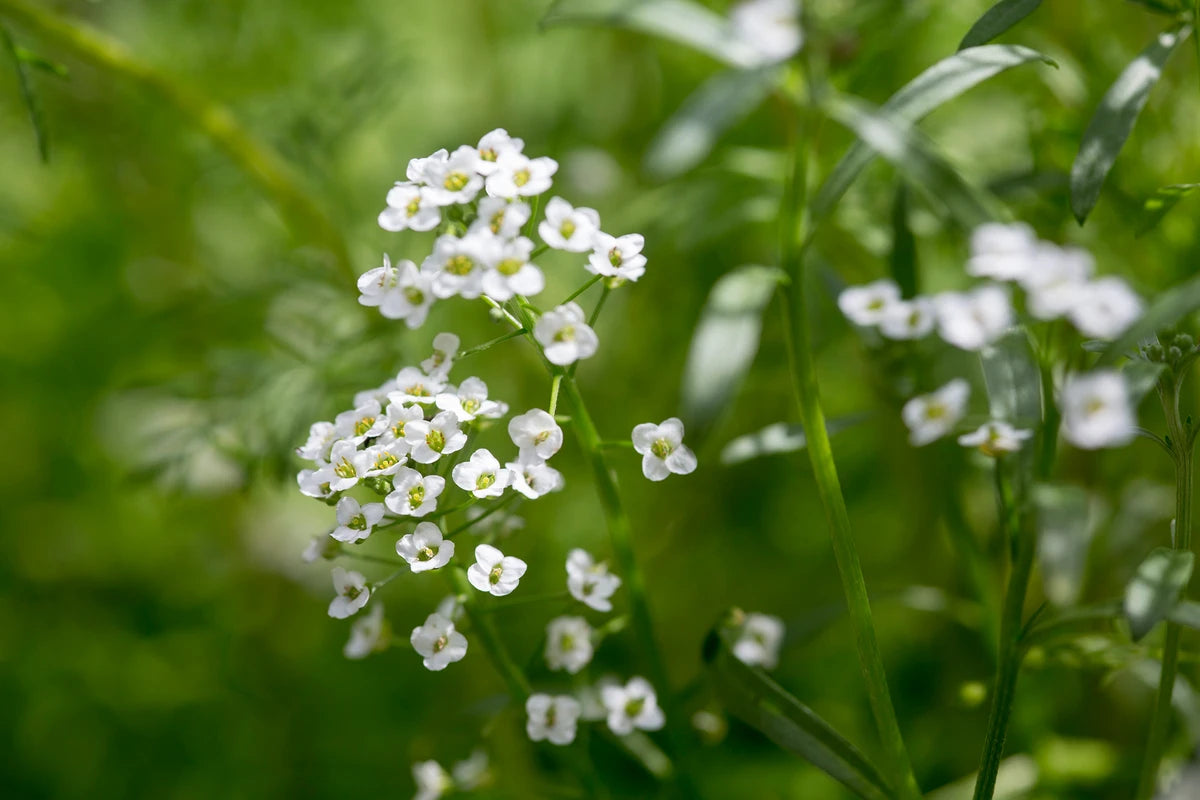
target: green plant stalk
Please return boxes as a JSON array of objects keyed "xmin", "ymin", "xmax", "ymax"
[{"xmin": 0, "ymin": 0, "xmax": 352, "ymax": 279}]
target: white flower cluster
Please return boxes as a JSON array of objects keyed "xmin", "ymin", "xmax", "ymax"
[
  {"xmin": 412, "ymin": 749, "xmax": 490, "ymax": 800},
  {"xmin": 362, "ymin": 129, "xmax": 648, "ymax": 330}
]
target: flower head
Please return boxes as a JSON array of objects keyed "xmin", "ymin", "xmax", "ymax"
[
  {"xmin": 481, "ymin": 235, "xmax": 545, "ymax": 301},
  {"xmin": 526, "ymin": 694, "xmax": 582, "ymax": 745},
  {"xmin": 902, "ymin": 379, "xmax": 970, "ymax": 446},
  {"xmin": 390, "ymin": 366, "xmax": 447, "ymax": 406},
  {"xmin": 435, "ymin": 376, "xmax": 508, "ymax": 422},
  {"xmin": 470, "ymin": 197, "xmax": 531, "ymax": 238},
  {"xmin": 1061, "ymin": 371, "xmax": 1136, "ymax": 449},
  {"xmin": 357, "ymin": 256, "xmax": 434, "ymax": 328},
  {"xmin": 879, "ymin": 297, "xmax": 936, "ymax": 340},
  {"xmin": 837, "ymin": 279, "xmax": 900, "ymax": 327},
  {"xmin": 632, "ymin": 418, "xmax": 697, "ymax": 481},
  {"xmin": 730, "ymin": 0, "xmax": 803, "ymax": 65},
  {"xmin": 410, "ymin": 611, "xmax": 468, "ymax": 671},
  {"xmin": 507, "ymin": 454, "xmax": 565, "ymax": 499},
  {"xmin": 474, "ymin": 128, "xmax": 524, "ymax": 174},
  {"xmin": 545, "ymin": 615, "xmax": 594, "ymax": 674},
  {"xmin": 934, "ymin": 285, "xmax": 1012, "ymax": 351},
  {"xmin": 467, "ymin": 544, "xmax": 527, "ymax": 596},
  {"xmin": 534, "ymin": 302, "xmax": 599, "ymax": 366},
  {"xmin": 422, "ymin": 145, "xmax": 485, "ymax": 206},
  {"xmin": 378, "ymin": 183, "xmax": 441, "ymax": 233},
  {"xmin": 1068, "ymin": 277, "xmax": 1142, "ymax": 339},
  {"xmin": 966, "ymin": 222, "xmax": 1038, "ymax": 282},
  {"xmin": 421, "ymin": 332, "xmax": 461, "ymax": 380},
  {"xmin": 957, "ymin": 421, "xmax": 1032, "ymax": 457},
  {"xmin": 297, "ymin": 420, "xmax": 336, "ymax": 462},
  {"xmin": 731, "ymin": 612, "xmax": 785, "ymax": 669},
  {"xmin": 404, "ymin": 411, "xmax": 467, "ymax": 464},
  {"xmin": 412, "ymin": 759, "xmax": 453, "ymax": 800},
  {"xmin": 601, "ymin": 677, "xmax": 665, "ymax": 734},
  {"xmin": 485, "ymin": 152, "xmax": 558, "ymax": 198},
  {"xmin": 328, "ymin": 567, "xmax": 370, "ymax": 619}
]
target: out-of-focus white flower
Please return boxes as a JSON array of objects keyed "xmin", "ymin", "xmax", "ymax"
[
  {"xmin": 838, "ymin": 279, "xmax": 900, "ymax": 327},
  {"xmin": 297, "ymin": 421, "xmax": 336, "ymax": 462},
  {"xmin": 452, "ymin": 448, "xmax": 512, "ymax": 498},
  {"xmin": 435, "ymin": 376, "xmax": 508, "ymax": 422},
  {"xmin": 902, "ymin": 379, "xmax": 970, "ymax": 446},
  {"xmin": 730, "ymin": 0, "xmax": 803, "ymax": 65},
  {"xmin": 328, "ymin": 567, "xmax": 370, "ymax": 619},
  {"xmin": 509, "ymin": 408, "xmax": 564, "ymax": 460},
  {"xmin": 470, "ymin": 197, "xmax": 531, "ymax": 238},
  {"xmin": 934, "ymin": 286, "xmax": 1012, "ymax": 351},
  {"xmin": 732, "ymin": 612, "xmax": 785, "ymax": 669},
  {"xmin": 405, "ymin": 411, "xmax": 468, "ymax": 464},
  {"xmin": 602, "ymin": 677, "xmax": 665, "ymax": 734},
  {"xmin": 539, "ymin": 197, "xmax": 601, "ymax": 252},
  {"xmin": 1061, "ymin": 371, "xmax": 1136, "ymax": 449},
  {"xmin": 474, "ymin": 128, "xmax": 524, "ymax": 174},
  {"xmin": 357, "ymin": 256, "xmax": 435, "ymax": 328},
  {"xmin": 378, "ymin": 183, "xmax": 441, "ymax": 233},
  {"xmin": 545, "ymin": 615, "xmax": 594, "ymax": 674},
  {"xmin": 451, "ymin": 750, "xmax": 491, "ymax": 791},
  {"xmin": 331, "ymin": 496, "xmax": 387, "ymax": 543},
  {"xmin": 407, "ymin": 148, "xmax": 448, "ymax": 184},
  {"xmin": 302, "ymin": 534, "xmax": 338, "ymax": 563},
  {"xmin": 385, "ymin": 468, "xmax": 446, "ymax": 517},
  {"xmin": 486, "ymin": 152, "xmax": 558, "ymax": 198},
  {"xmin": 410, "ymin": 612, "xmax": 468, "ymax": 671},
  {"xmin": 1021, "ymin": 244, "xmax": 1093, "ymax": 320},
  {"xmin": 396, "ymin": 521, "xmax": 455, "ymax": 573},
  {"xmin": 957, "ymin": 421, "xmax": 1033, "ymax": 457},
  {"xmin": 421, "ymin": 332, "xmax": 460, "ymax": 379},
  {"xmin": 526, "ymin": 694, "xmax": 582, "ymax": 745},
  {"xmin": 1068, "ymin": 277, "xmax": 1142, "ymax": 339},
  {"xmin": 879, "ymin": 297, "xmax": 936, "ymax": 340},
  {"xmin": 966, "ymin": 222, "xmax": 1038, "ymax": 282},
  {"xmin": 344, "ymin": 603, "xmax": 388, "ymax": 659},
  {"xmin": 507, "ymin": 454, "xmax": 565, "ymax": 499},
  {"xmin": 534, "ymin": 302, "xmax": 599, "ymax": 366},
  {"xmin": 412, "ymin": 759, "xmax": 452, "ymax": 800},
  {"xmin": 632, "ymin": 418, "xmax": 697, "ymax": 481},
  {"xmin": 587, "ymin": 232, "xmax": 646, "ymax": 282},
  {"xmin": 467, "ymin": 544, "xmax": 527, "ymax": 596},
  {"xmin": 566, "ymin": 549, "xmax": 622, "ymax": 612}
]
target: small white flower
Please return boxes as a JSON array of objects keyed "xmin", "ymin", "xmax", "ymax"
[
  {"xmin": 378, "ymin": 403, "xmax": 424, "ymax": 448},
  {"xmin": 390, "ymin": 366, "xmax": 448, "ymax": 405},
  {"xmin": 297, "ymin": 468, "xmax": 333, "ymax": 499},
  {"xmin": 539, "ymin": 196, "xmax": 601, "ymax": 252},
  {"xmin": 331, "ymin": 496, "xmax": 387, "ymax": 543},
  {"xmin": 730, "ymin": 0, "xmax": 803, "ymax": 65},
  {"xmin": 482, "ymin": 235, "xmax": 545, "ymax": 301},
  {"xmin": 422, "ymin": 145, "xmax": 485, "ymax": 206},
  {"xmin": 526, "ymin": 693, "xmax": 582, "ymax": 745},
  {"xmin": 396, "ymin": 521, "xmax": 455, "ymax": 572},
  {"xmin": 902, "ymin": 379, "xmax": 970, "ymax": 446},
  {"xmin": 1020, "ymin": 244, "xmax": 1093, "ymax": 320},
  {"xmin": 508, "ymin": 408, "xmax": 564, "ymax": 460},
  {"xmin": 344, "ymin": 603, "xmax": 388, "ymax": 659},
  {"xmin": 385, "ymin": 468, "xmax": 446, "ymax": 517},
  {"xmin": 334, "ymin": 399, "xmax": 387, "ymax": 445},
  {"xmin": 357, "ymin": 256, "xmax": 435, "ymax": 328},
  {"xmin": 545, "ymin": 616, "xmax": 594, "ymax": 674},
  {"xmin": 360, "ymin": 441, "xmax": 408, "ymax": 477},
  {"xmin": 601, "ymin": 677, "xmax": 665, "ymax": 735},
  {"xmin": 566, "ymin": 549, "xmax": 622, "ymax": 612},
  {"xmin": 732, "ymin": 613, "xmax": 785, "ymax": 670},
  {"xmin": 296, "ymin": 421, "xmax": 336, "ymax": 462},
  {"xmin": 1068, "ymin": 277, "xmax": 1142, "ymax": 339},
  {"xmin": 470, "ymin": 197, "xmax": 531, "ymax": 238},
  {"xmin": 879, "ymin": 297, "xmax": 936, "ymax": 340},
  {"xmin": 507, "ymin": 454, "xmax": 565, "ymax": 499},
  {"xmin": 302, "ymin": 533, "xmax": 337, "ymax": 562},
  {"xmin": 326, "ymin": 440, "xmax": 372, "ymax": 492},
  {"xmin": 957, "ymin": 421, "xmax": 1033, "ymax": 457},
  {"xmin": 435, "ymin": 376, "xmax": 508, "ymax": 422},
  {"xmin": 451, "ymin": 750, "xmax": 490, "ymax": 792},
  {"xmin": 966, "ymin": 222, "xmax": 1039, "ymax": 282},
  {"xmin": 405, "ymin": 411, "xmax": 468, "ymax": 464},
  {"xmin": 467, "ymin": 544, "xmax": 527, "ymax": 596},
  {"xmin": 1061, "ymin": 370, "xmax": 1136, "ymax": 449},
  {"xmin": 328, "ymin": 567, "xmax": 370, "ymax": 619},
  {"xmin": 412, "ymin": 759, "xmax": 452, "ymax": 800},
  {"xmin": 474, "ymin": 128, "xmax": 524, "ymax": 174},
  {"xmin": 486, "ymin": 151, "xmax": 558, "ymax": 198},
  {"xmin": 837, "ymin": 279, "xmax": 900, "ymax": 327},
  {"xmin": 452, "ymin": 448, "xmax": 512, "ymax": 498},
  {"xmin": 421, "ymin": 332, "xmax": 460, "ymax": 379},
  {"xmin": 587, "ymin": 232, "xmax": 646, "ymax": 282},
  {"xmin": 378, "ymin": 183, "xmax": 441, "ymax": 233},
  {"xmin": 410, "ymin": 612, "xmax": 468, "ymax": 671},
  {"xmin": 423, "ymin": 233, "xmax": 495, "ymax": 300},
  {"xmin": 407, "ymin": 147, "xmax": 448, "ymax": 184},
  {"xmin": 934, "ymin": 285, "xmax": 1013, "ymax": 351},
  {"xmin": 534, "ymin": 302, "xmax": 599, "ymax": 366},
  {"xmin": 632, "ymin": 417, "xmax": 697, "ymax": 481}
]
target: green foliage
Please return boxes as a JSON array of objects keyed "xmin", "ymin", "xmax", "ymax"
[
  {"xmin": 958, "ymin": 0, "xmax": 1043, "ymax": 50},
  {"xmin": 1124, "ymin": 547, "xmax": 1194, "ymax": 641}
]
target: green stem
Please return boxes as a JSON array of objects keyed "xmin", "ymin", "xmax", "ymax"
[
  {"xmin": 549, "ymin": 373, "xmax": 563, "ymax": 416},
  {"xmin": 444, "ymin": 493, "xmax": 518, "ymax": 539},
  {"xmin": 457, "ymin": 328, "xmax": 528, "ymax": 360},
  {"xmin": 561, "ymin": 274, "xmax": 602, "ymax": 305}
]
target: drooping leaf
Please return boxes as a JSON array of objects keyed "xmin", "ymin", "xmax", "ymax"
[
  {"xmin": 644, "ymin": 66, "xmax": 780, "ymax": 180},
  {"xmin": 541, "ymin": 0, "xmax": 762, "ymax": 68},
  {"xmin": 1034, "ymin": 484, "xmax": 1103, "ymax": 606},
  {"xmin": 1069, "ymin": 24, "xmax": 1192, "ymax": 223},
  {"xmin": 814, "ymin": 45, "xmax": 1054, "ymax": 218},
  {"xmin": 1097, "ymin": 272, "xmax": 1200, "ymax": 366},
  {"xmin": 721, "ymin": 414, "xmax": 869, "ymax": 465},
  {"xmin": 1135, "ymin": 183, "xmax": 1200, "ymax": 237},
  {"xmin": 1122, "ymin": 360, "xmax": 1166, "ymax": 404},
  {"xmin": 959, "ymin": 0, "xmax": 1043, "ymax": 50},
  {"xmin": 1124, "ymin": 546, "xmax": 1194, "ymax": 641},
  {"xmin": 682, "ymin": 265, "xmax": 787, "ymax": 429},
  {"xmin": 889, "ymin": 183, "xmax": 918, "ymax": 297},
  {"xmin": 706, "ymin": 623, "xmax": 895, "ymax": 800},
  {"xmin": 1, "ymin": 24, "xmax": 49, "ymax": 162},
  {"xmin": 980, "ymin": 328, "xmax": 1042, "ymax": 425}
]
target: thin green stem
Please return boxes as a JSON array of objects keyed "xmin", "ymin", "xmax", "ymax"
[
  {"xmin": 340, "ymin": 551, "xmax": 405, "ymax": 568},
  {"xmin": 561, "ymin": 274, "xmax": 602, "ymax": 306},
  {"xmin": 588, "ymin": 286, "xmax": 611, "ymax": 326},
  {"xmin": 457, "ymin": 328, "xmax": 528, "ymax": 360},
  {"xmin": 445, "ymin": 493, "xmax": 518, "ymax": 539},
  {"xmin": 549, "ymin": 373, "xmax": 563, "ymax": 416}
]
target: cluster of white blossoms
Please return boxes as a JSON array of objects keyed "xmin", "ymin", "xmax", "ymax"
[
  {"xmin": 412, "ymin": 750, "xmax": 490, "ymax": 800},
  {"xmin": 841, "ymin": 222, "xmax": 1144, "ymax": 452}
]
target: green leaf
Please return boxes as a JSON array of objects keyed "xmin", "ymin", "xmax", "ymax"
[
  {"xmin": 541, "ymin": 0, "xmax": 762, "ymax": 68},
  {"xmin": 706, "ymin": 623, "xmax": 895, "ymax": 800},
  {"xmin": 644, "ymin": 66, "xmax": 780, "ymax": 180},
  {"xmin": 980, "ymin": 328, "xmax": 1042, "ymax": 425},
  {"xmin": 889, "ymin": 183, "xmax": 918, "ymax": 297},
  {"xmin": 1124, "ymin": 546, "xmax": 1194, "ymax": 641},
  {"xmin": 1097, "ymin": 271, "xmax": 1200, "ymax": 366},
  {"xmin": 14, "ymin": 45, "xmax": 68, "ymax": 78},
  {"xmin": 926, "ymin": 756, "xmax": 1038, "ymax": 800},
  {"xmin": 959, "ymin": 0, "xmax": 1043, "ymax": 50},
  {"xmin": 1126, "ymin": 0, "xmax": 1190, "ymax": 16},
  {"xmin": 1069, "ymin": 23, "xmax": 1192, "ymax": 223},
  {"xmin": 1135, "ymin": 183, "xmax": 1200, "ymax": 237},
  {"xmin": 1, "ymin": 24, "xmax": 49, "ymax": 162},
  {"xmin": 682, "ymin": 265, "xmax": 787, "ymax": 429},
  {"xmin": 1034, "ymin": 484, "xmax": 1102, "ymax": 606},
  {"xmin": 813, "ymin": 45, "xmax": 1054, "ymax": 219},
  {"xmin": 721, "ymin": 414, "xmax": 869, "ymax": 465}
]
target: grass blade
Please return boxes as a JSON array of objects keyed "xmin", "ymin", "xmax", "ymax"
[
  {"xmin": 1135, "ymin": 183, "xmax": 1200, "ymax": 236},
  {"xmin": 959, "ymin": 0, "xmax": 1043, "ymax": 50},
  {"xmin": 1, "ymin": 23, "xmax": 48, "ymax": 161}
]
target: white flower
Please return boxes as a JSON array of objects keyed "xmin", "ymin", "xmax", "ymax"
[
  {"xmin": 902, "ymin": 379, "xmax": 970, "ymax": 446},
  {"xmin": 423, "ymin": 233, "xmax": 495, "ymax": 300},
  {"xmin": 534, "ymin": 302, "xmax": 599, "ymax": 366},
  {"xmin": 407, "ymin": 147, "xmax": 448, "ymax": 184},
  {"xmin": 334, "ymin": 399, "xmax": 387, "ymax": 445},
  {"xmin": 837, "ymin": 279, "xmax": 900, "ymax": 327},
  {"xmin": 326, "ymin": 439, "xmax": 372, "ymax": 491},
  {"xmin": 538, "ymin": 196, "xmax": 601, "ymax": 252},
  {"xmin": 302, "ymin": 533, "xmax": 337, "ymax": 562},
  {"xmin": 957, "ymin": 421, "xmax": 1033, "ymax": 457},
  {"xmin": 470, "ymin": 197, "xmax": 531, "ymax": 238},
  {"xmin": 934, "ymin": 285, "xmax": 1012, "ymax": 351},
  {"xmin": 422, "ymin": 145, "xmax": 485, "ymax": 206},
  {"xmin": 452, "ymin": 448, "xmax": 512, "ymax": 498},
  {"xmin": 344, "ymin": 603, "xmax": 388, "ymax": 659},
  {"xmin": 297, "ymin": 468, "xmax": 333, "ymax": 499},
  {"xmin": 1020, "ymin": 244, "xmax": 1093, "ymax": 320},
  {"xmin": 566, "ymin": 549, "xmax": 622, "ymax": 612},
  {"xmin": 879, "ymin": 297, "xmax": 936, "ymax": 340},
  {"xmin": 474, "ymin": 128, "xmax": 524, "ymax": 174},
  {"xmin": 966, "ymin": 222, "xmax": 1038, "ymax": 282},
  {"xmin": 396, "ymin": 521, "xmax": 455, "ymax": 572},
  {"xmin": 361, "ymin": 441, "xmax": 408, "ymax": 477},
  {"xmin": 385, "ymin": 468, "xmax": 446, "ymax": 517},
  {"xmin": 390, "ymin": 366, "xmax": 448, "ymax": 405},
  {"xmin": 405, "ymin": 411, "xmax": 468, "ymax": 464},
  {"xmin": 587, "ymin": 232, "xmax": 646, "ymax": 282},
  {"xmin": 481, "ymin": 235, "xmax": 545, "ymax": 301},
  {"xmin": 356, "ymin": 256, "xmax": 434, "ymax": 328},
  {"xmin": 601, "ymin": 677, "xmax": 665, "ymax": 735},
  {"xmin": 331, "ymin": 496, "xmax": 387, "ymax": 543},
  {"xmin": 507, "ymin": 454, "xmax": 565, "ymax": 499},
  {"xmin": 412, "ymin": 759, "xmax": 452, "ymax": 800},
  {"xmin": 508, "ymin": 408, "xmax": 564, "ymax": 460},
  {"xmin": 732, "ymin": 613, "xmax": 785, "ymax": 670},
  {"xmin": 730, "ymin": 0, "xmax": 803, "ymax": 65},
  {"xmin": 421, "ymin": 332, "xmax": 460, "ymax": 379},
  {"xmin": 378, "ymin": 402, "xmax": 424, "ymax": 448},
  {"xmin": 378, "ymin": 183, "xmax": 441, "ymax": 232},
  {"xmin": 467, "ymin": 544, "xmax": 527, "ymax": 596},
  {"xmin": 632, "ymin": 418, "xmax": 697, "ymax": 481},
  {"xmin": 451, "ymin": 750, "xmax": 490, "ymax": 791},
  {"xmin": 435, "ymin": 376, "xmax": 508, "ymax": 422},
  {"xmin": 296, "ymin": 420, "xmax": 336, "ymax": 461},
  {"xmin": 410, "ymin": 612, "xmax": 468, "ymax": 671},
  {"xmin": 526, "ymin": 694, "xmax": 582, "ymax": 746},
  {"xmin": 1068, "ymin": 277, "xmax": 1142, "ymax": 339},
  {"xmin": 545, "ymin": 616, "xmax": 594, "ymax": 674},
  {"xmin": 328, "ymin": 567, "xmax": 370, "ymax": 619},
  {"xmin": 486, "ymin": 151, "xmax": 558, "ymax": 198},
  {"xmin": 1061, "ymin": 370, "xmax": 1136, "ymax": 449}
]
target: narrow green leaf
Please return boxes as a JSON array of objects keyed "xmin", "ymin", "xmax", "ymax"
[
  {"xmin": 541, "ymin": 0, "xmax": 761, "ymax": 68},
  {"xmin": 1097, "ymin": 272, "xmax": 1200, "ymax": 366},
  {"xmin": 1126, "ymin": 0, "xmax": 1190, "ymax": 16},
  {"xmin": 980, "ymin": 328, "xmax": 1042, "ymax": 425},
  {"xmin": 707, "ymin": 625, "xmax": 895, "ymax": 800},
  {"xmin": 814, "ymin": 45, "xmax": 1054, "ymax": 218},
  {"xmin": 14, "ymin": 45, "xmax": 68, "ymax": 78},
  {"xmin": 1, "ymin": 23, "xmax": 49, "ymax": 161},
  {"xmin": 720, "ymin": 414, "xmax": 868, "ymax": 465},
  {"xmin": 959, "ymin": 0, "xmax": 1043, "ymax": 50},
  {"xmin": 926, "ymin": 755, "xmax": 1038, "ymax": 800},
  {"xmin": 1135, "ymin": 183, "xmax": 1200, "ymax": 237},
  {"xmin": 1034, "ymin": 484, "xmax": 1102, "ymax": 606},
  {"xmin": 1124, "ymin": 546, "xmax": 1194, "ymax": 641},
  {"xmin": 1069, "ymin": 24, "xmax": 1192, "ymax": 223},
  {"xmin": 682, "ymin": 265, "xmax": 787, "ymax": 428},
  {"xmin": 644, "ymin": 66, "xmax": 779, "ymax": 180},
  {"xmin": 889, "ymin": 183, "xmax": 918, "ymax": 297}
]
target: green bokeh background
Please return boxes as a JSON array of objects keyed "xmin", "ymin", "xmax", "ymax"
[{"xmin": 3, "ymin": 1, "xmax": 1199, "ymax": 797}]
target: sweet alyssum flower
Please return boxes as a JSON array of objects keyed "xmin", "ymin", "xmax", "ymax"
[
  {"xmin": 410, "ymin": 611, "xmax": 468, "ymax": 671},
  {"xmin": 450, "ymin": 750, "xmax": 491, "ymax": 792},
  {"xmin": 324, "ymin": 439, "xmax": 371, "ymax": 491},
  {"xmin": 421, "ymin": 332, "xmax": 459, "ymax": 378},
  {"xmin": 297, "ymin": 420, "xmax": 336, "ymax": 461},
  {"xmin": 526, "ymin": 693, "xmax": 582, "ymax": 746},
  {"xmin": 405, "ymin": 411, "xmax": 468, "ymax": 464},
  {"xmin": 602, "ymin": 677, "xmax": 665, "ymax": 734},
  {"xmin": 378, "ymin": 401, "xmax": 421, "ymax": 447},
  {"xmin": 334, "ymin": 399, "xmax": 387, "ymax": 444},
  {"xmin": 297, "ymin": 468, "xmax": 333, "ymax": 499},
  {"xmin": 358, "ymin": 257, "xmax": 434, "ymax": 329},
  {"xmin": 1061, "ymin": 370, "xmax": 1136, "ymax": 449},
  {"xmin": 481, "ymin": 234, "xmax": 545, "ymax": 301},
  {"xmin": 1020, "ymin": 244, "xmax": 1092, "ymax": 321},
  {"xmin": 534, "ymin": 302, "xmax": 599, "ymax": 366},
  {"xmin": 730, "ymin": 0, "xmax": 803, "ymax": 65},
  {"xmin": 452, "ymin": 448, "xmax": 512, "ymax": 499},
  {"xmin": 485, "ymin": 151, "xmax": 558, "ymax": 198},
  {"xmin": 390, "ymin": 366, "xmax": 447, "ymax": 405},
  {"xmin": 331, "ymin": 496, "xmax": 386, "ymax": 543},
  {"xmin": 507, "ymin": 454, "xmax": 565, "ymax": 499},
  {"xmin": 328, "ymin": 567, "xmax": 370, "ymax": 619},
  {"xmin": 587, "ymin": 232, "xmax": 647, "ymax": 282},
  {"xmin": 566, "ymin": 548, "xmax": 622, "ymax": 612},
  {"xmin": 361, "ymin": 441, "xmax": 408, "ymax": 477},
  {"xmin": 378, "ymin": 183, "xmax": 441, "ymax": 233},
  {"xmin": 879, "ymin": 297, "xmax": 936, "ymax": 340},
  {"xmin": 632, "ymin": 417, "xmax": 697, "ymax": 481},
  {"xmin": 902, "ymin": 378, "xmax": 970, "ymax": 446},
  {"xmin": 422, "ymin": 144, "xmax": 486, "ymax": 206},
  {"xmin": 344, "ymin": 603, "xmax": 388, "ymax": 660},
  {"xmin": 396, "ymin": 522, "xmax": 455, "ymax": 572},
  {"xmin": 957, "ymin": 421, "xmax": 1033, "ymax": 457},
  {"xmin": 538, "ymin": 196, "xmax": 600, "ymax": 252},
  {"xmin": 508, "ymin": 408, "xmax": 564, "ymax": 460},
  {"xmin": 837, "ymin": 278, "xmax": 900, "ymax": 327},
  {"xmin": 468, "ymin": 544, "xmax": 528, "ymax": 596},
  {"xmin": 545, "ymin": 615, "xmax": 594, "ymax": 674},
  {"xmin": 424, "ymin": 232, "xmax": 492, "ymax": 300},
  {"xmin": 434, "ymin": 376, "xmax": 508, "ymax": 422},
  {"xmin": 385, "ymin": 468, "xmax": 445, "ymax": 517},
  {"xmin": 1068, "ymin": 277, "xmax": 1142, "ymax": 339},
  {"xmin": 474, "ymin": 127, "xmax": 524, "ymax": 172},
  {"xmin": 731, "ymin": 612, "xmax": 785, "ymax": 670},
  {"xmin": 412, "ymin": 759, "xmax": 453, "ymax": 800},
  {"xmin": 934, "ymin": 285, "xmax": 1012, "ymax": 351},
  {"xmin": 966, "ymin": 222, "xmax": 1038, "ymax": 282},
  {"xmin": 470, "ymin": 197, "xmax": 531, "ymax": 239}
]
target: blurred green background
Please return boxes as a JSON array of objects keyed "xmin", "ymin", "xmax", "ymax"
[{"xmin": 3, "ymin": 0, "xmax": 1200, "ymax": 797}]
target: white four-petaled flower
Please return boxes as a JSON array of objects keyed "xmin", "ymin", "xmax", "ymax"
[
  {"xmin": 385, "ymin": 468, "xmax": 446, "ymax": 517},
  {"xmin": 566, "ymin": 549, "xmax": 622, "ymax": 612},
  {"xmin": 526, "ymin": 693, "xmax": 582, "ymax": 745},
  {"xmin": 934, "ymin": 285, "xmax": 1012, "ymax": 351},
  {"xmin": 632, "ymin": 418, "xmax": 697, "ymax": 481},
  {"xmin": 452, "ymin": 448, "xmax": 512, "ymax": 498},
  {"xmin": 902, "ymin": 379, "xmax": 970, "ymax": 446},
  {"xmin": 838, "ymin": 279, "xmax": 900, "ymax": 327},
  {"xmin": 331, "ymin": 496, "xmax": 386, "ymax": 543},
  {"xmin": 344, "ymin": 603, "xmax": 388, "ymax": 659},
  {"xmin": 508, "ymin": 408, "xmax": 564, "ymax": 460},
  {"xmin": 957, "ymin": 421, "xmax": 1033, "ymax": 457},
  {"xmin": 539, "ymin": 196, "xmax": 601, "ymax": 252},
  {"xmin": 467, "ymin": 544, "xmax": 528, "ymax": 596},
  {"xmin": 534, "ymin": 302, "xmax": 599, "ymax": 366},
  {"xmin": 601, "ymin": 677, "xmax": 665, "ymax": 735},
  {"xmin": 1061, "ymin": 370, "xmax": 1136, "ymax": 449},
  {"xmin": 732, "ymin": 612, "xmax": 785, "ymax": 670},
  {"xmin": 328, "ymin": 567, "xmax": 370, "ymax": 619},
  {"xmin": 405, "ymin": 411, "xmax": 468, "ymax": 464},
  {"xmin": 410, "ymin": 611, "xmax": 468, "ymax": 671},
  {"xmin": 587, "ymin": 232, "xmax": 646, "ymax": 282},
  {"xmin": 396, "ymin": 522, "xmax": 455, "ymax": 573},
  {"xmin": 545, "ymin": 615, "xmax": 594, "ymax": 674}
]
